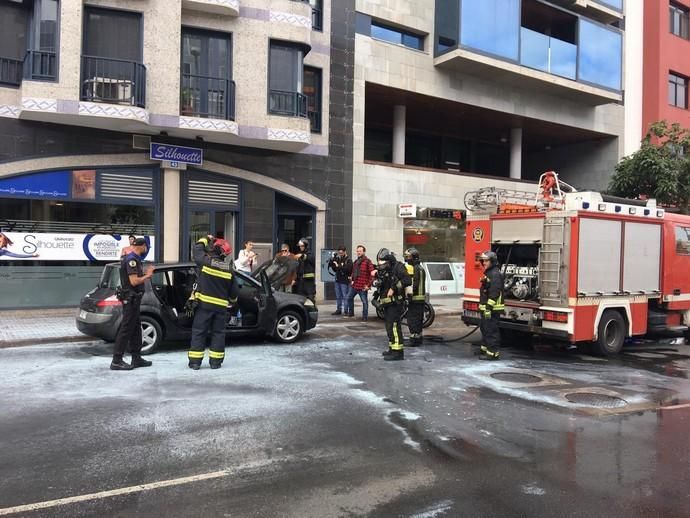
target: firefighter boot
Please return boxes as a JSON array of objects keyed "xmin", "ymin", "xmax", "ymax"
[
  {"xmin": 384, "ymin": 349, "xmax": 404, "ymax": 361},
  {"xmin": 382, "ymin": 345, "xmax": 393, "ymax": 356},
  {"xmin": 478, "ymin": 345, "xmax": 500, "ymax": 361},
  {"xmin": 408, "ymin": 334, "xmax": 422, "ymax": 347},
  {"xmin": 209, "ymin": 361, "xmax": 222, "ymax": 370},
  {"xmin": 188, "ymin": 361, "xmax": 201, "ymax": 370}
]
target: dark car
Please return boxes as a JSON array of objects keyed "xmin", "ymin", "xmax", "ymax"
[{"xmin": 76, "ymin": 259, "xmax": 318, "ymax": 354}]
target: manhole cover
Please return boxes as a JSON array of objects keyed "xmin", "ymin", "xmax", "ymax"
[
  {"xmin": 490, "ymin": 372, "xmax": 542, "ymax": 383},
  {"xmin": 345, "ymin": 325, "xmax": 370, "ymax": 331},
  {"xmin": 565, "ymin": 393, "xmax": 627, "ymax": 408}
]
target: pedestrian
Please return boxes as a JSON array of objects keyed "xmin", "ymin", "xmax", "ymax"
[
  {"xmin": 347, "ymin": 244, "xmax": 374, "ymax": 320},
  {"xmin": 478, "ymin": 250, "xmax": 504, "ymax": 361},
  {"xmin": 188, "ymin": 236, "xmax": 239, "ymax": 370},
  {"xmin": 293, "ymin": 237, "xmax": 316, "ymax": 305},
  {"xmin": 110, "ymin": 237, "xmax": 154, "ymax": 371},
  {"xmin": 375, "ymin": 248, "xmax": 411, "ymax": 361},
  {"xmin": 328, "ymin": 246, "xmax": 353, "ymax": 315},
  {"xmin": 235, "ymin": 240, "xmax": 258, "ymax": 273},
  {"xmin": 404, "ymin": 247, "xmax": 427, "ymax": 346}
]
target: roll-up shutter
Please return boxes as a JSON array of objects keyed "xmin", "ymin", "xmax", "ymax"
[
  {"xmin": 99, "ymin": 171, "xmax": 154, "ymax": 202},
  {"xmin": 187, "ymin": 178, "xmax": 240, "ymax": 208}
]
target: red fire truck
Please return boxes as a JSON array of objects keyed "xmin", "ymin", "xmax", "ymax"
[{"xmin": 462, "ymin": 172, "xmax": 690, "ymax": 355}]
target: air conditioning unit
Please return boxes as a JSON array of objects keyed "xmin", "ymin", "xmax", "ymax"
[{"xmin": 84, "ymin": 77, "xmax": 133, "ymax": 104}]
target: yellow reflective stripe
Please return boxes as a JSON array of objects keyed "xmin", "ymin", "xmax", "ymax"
[
  {"xmin": 412, "ymin": 295, "xmax": 425, "ymax": 301},
  {"xmin": 405, "ymin": 264, "xmax": 414, "ymax": 275},
  {"xmin": 478, "ymin": 305, "xmax": 486, "ymax": 310},
  {"xmin": 493, "ymin": 306, "xmax": 505, "ymax": 311},
  {"xmin": 303, "ymin": 273, "xmax": 315, "ymax": 278},
  {"xmin": 487, "ymin": 299, "xmax": 496, "ymax": 306},
  {"xmin": 198, "ymin": 238, "xmax": 208, "ymax": 245},
  {"xmin": 201, "ymin": 266, "xmax": 233, "ymax": 280},
  {"xmin": 195, "ymin": 292, "xmax": 229, "ymax": 306},
  {"xmin": 188, "ymin": 351, "xmax": 205, "ymax": 359},
  {"xmin": 209, "ymin": 351, "xmax": 225, "ymax": 359},
  {"xmin": 391, "ymin": 325, "xmax": 402, "ymax": 349}
]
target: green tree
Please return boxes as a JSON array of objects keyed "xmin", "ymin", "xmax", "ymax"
[{"xmin": 608, "ymin": 121, "xmax": 690, "ymax": 214}]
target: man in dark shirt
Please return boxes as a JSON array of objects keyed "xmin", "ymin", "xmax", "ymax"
[
  {"xmin": 111, "ymin": 237, "xmax": 154, "ymax": 371},
  {"xmin": 328, "ymin": 246, "xmax": 353, "ymax": 315}
]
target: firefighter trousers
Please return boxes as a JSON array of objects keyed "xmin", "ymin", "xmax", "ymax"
[
  {"xmin": 189, "ymin": 306, "xmax": 227, "ymax": 365},
  {"xmin": 383, "ymin": 303, "xmax": 404, "ymax": 350},
  {"xmin": 113, "ymin": 294, "xmax": 143, "ymax": 360},
  {"xmin": 407, "ymin": 302, "xmax": 424, "ymax": 337},
  {"xmin": 480, "ymin": 312, "xmax": 501, "ymax": 351}
]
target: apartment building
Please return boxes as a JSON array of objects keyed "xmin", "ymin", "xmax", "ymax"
[
  {"xmin": 353, "ymin": 0, "xmax": 629, "ymax": 264},
  {"xmin": 0, "ymin": 0, "xmax": 355, "ymax": 308}
]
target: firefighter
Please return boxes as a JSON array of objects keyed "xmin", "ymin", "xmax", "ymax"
[
  {"xmin": 376, "ymin": 248, "xmax": 412, "ymax": 361},
  {"xmin": 404, "ymin": 247, "xmax": 426, "ymax": 346},
  {"xmin": 478, "ymin": 250, "xmax": 504, "ymax": 361},
  {"xmin": 111, "ymin": 237, "xmax": 154, "ymax": 371},
  {"xmin": 294, "ymin": 237, "xmax": 316, "ymax": 306},
  {"xmin": 187, "ymin": 236, "xmax": 239, "ymax": 370}
]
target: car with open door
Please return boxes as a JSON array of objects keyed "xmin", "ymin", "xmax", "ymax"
[{"xmin": 76, "ymin": 260, "xmax": 318, "ymax": 354}]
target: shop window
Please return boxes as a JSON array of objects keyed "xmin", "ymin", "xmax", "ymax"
[
  {"xmin": 670, "ymin": 3, "xmax": 690, "ymax": 39},
  {"xmin": 403, "ymin": 218, "xmax": 465, "ymax": 262},
  {"xmin": 268, "ymin": 41, "xmax": 307, "ymax": 117},
  {"xmin": 371, "ymin": 20, "xmax": 424, "ymax": 51},
  {"xmin": 676, "ymin": 226, "xmax": 690, "ymax": 255},
  {"xmin": 304, "ymin": 66, "xmax": 322, "ymax": 133},
  {"xmin": 669, "ymin": 72, "xmax": 688, "ymax": 109}
]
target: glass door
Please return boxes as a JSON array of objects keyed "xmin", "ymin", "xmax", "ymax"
[{"xmin": 187, "ymin": 209, "xmax": 235, "ymax": 259}]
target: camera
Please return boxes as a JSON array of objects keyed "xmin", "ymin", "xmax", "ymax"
[{"xmin": 331, "ymin": 251, "xmax": 338, "ymax": 259}]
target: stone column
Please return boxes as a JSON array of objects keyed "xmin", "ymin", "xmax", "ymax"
[
  {"xmin": 162, "ymin": 168, "xmax": 181, "ymax": 262},
  {"xmin": 509, "ymin": 127, "xmax": 523, "ymax": 180},
  {"xmin": 392, "ymin": 105, "xmax": 406, "ymax": 165}
]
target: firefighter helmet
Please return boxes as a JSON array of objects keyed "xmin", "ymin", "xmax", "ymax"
[
  {"xmin": 376, "ymin": 247, "xmax": 396, "ymax": 268},
  {"xmin": 479, "ymin": 250, "xmax": 498, "ymax": 266},
  {"xmin": 404, "ymin": 247, "xmax": 420, "ymax": 264},
  {"xmin": 213, "ymin": 239, "xmax": 232, "ymax": 258}
]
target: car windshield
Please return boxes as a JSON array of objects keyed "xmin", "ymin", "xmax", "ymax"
[{"xmin": 98, "ymin": 265, "xmax": 121, "ymax": 289}]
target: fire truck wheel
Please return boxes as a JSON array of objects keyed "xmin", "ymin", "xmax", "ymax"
[{"xmin": 595, "ymin": 310, "xmax": 626, "ymax": 356}]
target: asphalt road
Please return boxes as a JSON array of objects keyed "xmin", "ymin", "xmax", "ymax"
[{"xmin": 1, "ymin": 315, "xmax": 689, "ymax": 517}]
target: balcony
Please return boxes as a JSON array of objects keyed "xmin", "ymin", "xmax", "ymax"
[
  {"xmin": 180, "ymin": 73, "xmax": 235, "ymax": 120},
  {"xmin": 181, "ymin": 0, "xmax": 239, "ymax": 16},
  {"xmin": 25, "ymin": 50, "xmax": 57, "ymax": 81},
  {"xmin": 80, "ymin": 55, "xmax": 147, "ymax": 107},
  {"xmin": 269, "ymin": 90, "xmax": 308, "ymax": 118},
  {"xmin": 0, "ymin": 57, "xmax": 23, "ymax": 87}
]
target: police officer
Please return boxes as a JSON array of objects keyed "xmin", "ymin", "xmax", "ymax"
[
  {"xmin": 111, "ymin": 237, "xmax": 153, "ymax": 371},
  {"xmin": 294, "ymin": 237, "xmax": 316, "ymax": 306},
  {"xmin": 187, "ymin": 236, "xmax": 239, "ymax": 370},
  {"xmin": 404, "ymin": 247, "xmax": 426, "ymax": 346},
  {"xmin": 376, "ymin": 248, "xmax": 412, "ymax": 361},
  {"xmin": 478, "ymin": 250, "xmax": 504, "ymax": 361}
]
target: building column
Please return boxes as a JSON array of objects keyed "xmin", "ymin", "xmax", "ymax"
[
  {"xmin": 162, "ymin": 168, "xmax": 181, "ymax": 262},
  {"xmin": 392, "ymin": 105, "xmax": 406, "ymax": 165},
  {"xmin": 509, "ymin": 127, "xmax": 523, "ymax": 180}
]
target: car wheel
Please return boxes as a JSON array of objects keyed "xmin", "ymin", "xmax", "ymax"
[
  {"xmin": 274, "ymin": 310, "xmax": 303, "ymax": 343},
  {"xmin": 140, "ymin": 315, "xmax": 162, "ymax": 355},
  {"xmin": 594, "ymin": 309, "xmax": 626, "ymax": 356},
  {"xmin": 422, "ymin": 302, "xmax": 436, "ymax": 328}
]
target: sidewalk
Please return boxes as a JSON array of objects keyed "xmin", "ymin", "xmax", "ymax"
[{"xmin": 0, "ymin": 295, "xmax": 463, "ymax": 348}]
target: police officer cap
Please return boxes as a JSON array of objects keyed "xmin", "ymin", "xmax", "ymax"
[{"xmin": 132, "ymin": 237, "xmax": 147, "ymax": 246}]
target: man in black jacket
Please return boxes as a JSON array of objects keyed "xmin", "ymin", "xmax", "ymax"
[
  {"xmin": 478, "ymin": 250, "xmax": 504, "ymax": 361},
  {"xmin": 294, "ymin": 237, "xmax": 316, "ymax": 306},
  {"xmin": 328, "ymin": 246, "xmax": 353, "ymax": 315}
]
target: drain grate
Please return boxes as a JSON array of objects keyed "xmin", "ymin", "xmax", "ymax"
[
  {"xmin": 345, "ymin": 325, "xmax": 371, "ymax": 331},
  {"xmin": 490, "ymin": 372, "xmax": 542, "ymax": 383},
  {"xmin": 565, "ymin": 392, "xmax": 627, "ymax": 408}
]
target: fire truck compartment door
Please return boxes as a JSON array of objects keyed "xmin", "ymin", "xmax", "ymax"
[
  {"xmin": 623, "ymin": 222, "xmax": 661, "ymax": 293},
  {"xmin": 578, "ymin": 218, "xmax": 622, "ymax": 294},
  {"xmin": 492, "ymin": 218, "xmax": 543, "ymax": 243}
]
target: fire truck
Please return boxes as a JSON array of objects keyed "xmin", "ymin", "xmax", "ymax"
[{"xmin": 461, "ymin": 171, "xmax": 690, "ymax": 355}]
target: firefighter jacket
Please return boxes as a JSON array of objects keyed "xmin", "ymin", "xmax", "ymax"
[
  {"xmin": 297, "ymin": 251, "xmax": 316, "ymax": 296},
  {"xmin": 405, "ymin": 262, "xmax": 427, "ymax": 304},
  {"xmin": 378, "ymin": 261, "xmax": 412, "ymax": 306},
  {"xmin": 479, "ymin": 264, "xmax": 505, "ymax": 314},
  {"xmin": 193, "ymin": 238, "xmax": 239, "ymax": 312}
]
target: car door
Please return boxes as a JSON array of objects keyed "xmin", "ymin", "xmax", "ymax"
[{"xmin": 257, "ymin": 269, "xmax": 278, "ymax": 333}]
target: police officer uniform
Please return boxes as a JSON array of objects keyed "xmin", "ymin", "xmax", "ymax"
[
  {"xmin": 404, "ymin": 247, "xmax": 427, "ymax": 346},
  {"xmin": 295, "ymin": 238, "xmax": 316, "ymax": 305},
  {"xmin": 376, "ymin": 248, "xmax": 412, "ymax": 361},
  {"xmin": 478, "ymin": 250, "xmax": 504, "ymax": 360},
  {"xmin": 111, "ymin": 238, "xmax": 152, "ymax": 371},
  {"xmin": 188, "ymin": 237, "xmax": 239, "ymax": 370}
]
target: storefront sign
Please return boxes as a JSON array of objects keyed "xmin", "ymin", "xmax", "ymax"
[
  {"xmin": 398, "ymin": 203, "xmax": 417, "ymax": 218},
  {"xmin": 150, "ymin": 143, "xmax": 203, "ymax": 166},
  {"xmin": 0, "ymin": 232, "xmax": 155, "ymax": 262},
  {"xmin": 0, "ymin": 171, "xmax": 70, "ymax": 199}
]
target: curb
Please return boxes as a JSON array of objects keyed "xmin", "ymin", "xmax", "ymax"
[{"xmin": 0, "ymin": 335, "xmax": 95, "ymax": 349}]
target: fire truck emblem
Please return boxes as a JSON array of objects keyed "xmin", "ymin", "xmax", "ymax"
[{"xmin": 472, "ymin": 227, "xmax": 484, "ymax": 243}]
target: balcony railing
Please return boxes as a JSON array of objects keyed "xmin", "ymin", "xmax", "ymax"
[
  {"xmin": 268, "ymin": 90, "xmax": 307, "ymax": 118},
  {"xmin": 80, "ymin": 55, "xmax": 147, "ymax": 107},
  {"xmin": 25, "ymin": 50, "xmax": 57, "ymax": 81},
  {"xmin": 180, "ymin": 73, "xmax": 235, "ymax": 120},
  {"xmin": 312, "ymin": 7, "xmax": 323, "ymax": 31},
  {"xmin": 308, "ymin": 110, "xmax": 321, "ymax": 133},
  {"xmin": 0, "ymin": 57, "xmax": 24, "ymax": 87}
]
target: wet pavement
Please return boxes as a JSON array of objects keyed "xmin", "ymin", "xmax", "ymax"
[{"xmin": 1, "ymin": 315, "xmax": 689, "ymax": 517}]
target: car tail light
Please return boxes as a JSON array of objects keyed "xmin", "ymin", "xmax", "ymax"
[
  {"xmin": 96, "ymin": 295, "xmax": 122, "ymax": 307},
  {"xmin": 542, "ymin": 310, "xmax": 568, "ymax": 323},
  {"xmin": 463, "ymin": 301, "xmax": 480, "ymax": 311}
]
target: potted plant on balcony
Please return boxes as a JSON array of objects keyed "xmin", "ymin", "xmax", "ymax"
[{"xmin": 181, "ymin": 87, "xmax": 194, "ymax": 116}]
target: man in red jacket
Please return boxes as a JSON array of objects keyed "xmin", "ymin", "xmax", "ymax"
[{"xmin": 347, "ymin": 245, "xmax": 375, "ymax": 320}]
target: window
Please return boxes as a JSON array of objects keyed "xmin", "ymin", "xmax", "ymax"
[
  {"xmin": 0, "ymin": 2, "xmax": 29, "ymax": 86},
  {"xmin": 676, "ymin": 226, "xmax": 690, "ymax": 255},
  {"xmin": 310, "ymin": 0, "xmax": 322, "ymax": 31},
  {"xmin": 670, "ymin": 3, "xmax": 690, "ymax": 39},
  {"xmin": 460, "ymin": 0, "xmax": 520, "ymax": 61},
  {"xmin": 181, "ymin": 29, "xmax": 233, "ymax": 120},
  {"xmin": 578, "ymin": 20, "xmax": 622, "ymax": 91},
  {"xmin": 303, "ymin": 66, "xmax": 322, "ymax": 133},
  {"xmin": 371, "ymin": 21, "xmax": 424, "ymax": 50},
  {"xmin": 25, "ymin": 0, "xmax": 59, "ymax": 81},
  {"xmin": 669, "ymin": 72, "xmax": 688, "ymax": 109},
  {"xmin": 268, "ymin": 41, "xmax": 307, "ymax": 117}
]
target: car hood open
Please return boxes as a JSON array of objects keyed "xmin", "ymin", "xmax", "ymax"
[{"xmin": 252, "ymin": 256, "xmax": 299, "ymax": 289}]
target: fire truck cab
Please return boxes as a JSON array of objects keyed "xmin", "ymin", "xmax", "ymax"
[{"xmin": 462, "ymin": 172, "xmax": 690, "ymax": 355}]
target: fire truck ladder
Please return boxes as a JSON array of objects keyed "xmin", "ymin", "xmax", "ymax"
[{"xmin": 539, "ymin": 216, "xmax": 566, "ymax": 304}]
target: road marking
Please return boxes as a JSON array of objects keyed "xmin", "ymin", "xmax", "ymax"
[
  {"xmin": 0, "ymin": 470, "xmax": 229, "ymax": 516},
  {"xmin": 659, "ymin": 402, "xmax": 690, "ymax": 411}
]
